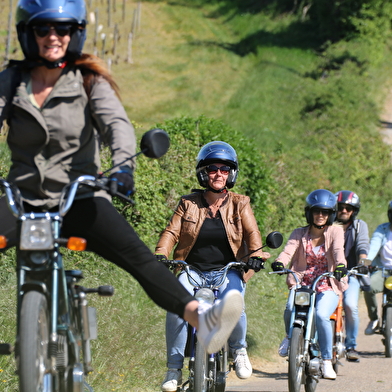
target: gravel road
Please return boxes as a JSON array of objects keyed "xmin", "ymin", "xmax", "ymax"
[{"xmin": 226, "ymin": 293, "xmax": 391, "ymax": 392}]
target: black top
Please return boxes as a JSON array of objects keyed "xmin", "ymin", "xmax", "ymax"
[{"xmin": 186, "ymin": 210, "xmax": 235, "ymax": 271}]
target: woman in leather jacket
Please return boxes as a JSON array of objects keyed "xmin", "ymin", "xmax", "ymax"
[
  {"xmin": 155, "ymin": 141, "xmax": 271, "ymax": 391},
  {"xmin": 0, "ymin": 0, "xmax": 243, "ymax": 361}
]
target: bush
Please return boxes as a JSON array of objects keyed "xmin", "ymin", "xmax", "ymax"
[{"xmin": 104, "ymin": 115, "xmax": 273, "ymax": 248}]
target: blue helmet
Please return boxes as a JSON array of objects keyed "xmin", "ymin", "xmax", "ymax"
[
  {"xmin": 196, "ymin": 141, "xmax": 238, "ymax": 188},
  {"xmin": 305, "ymin": 189, "xmax": 337, "ymax": 226},
  {"xmin": 16, "ymin": 0, "xmax": 87, "ymax": 61}
]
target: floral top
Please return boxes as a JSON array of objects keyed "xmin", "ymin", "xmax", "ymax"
[{"xmin": 302, "ymin": 235, "xmax": 332, "ymax": 293}]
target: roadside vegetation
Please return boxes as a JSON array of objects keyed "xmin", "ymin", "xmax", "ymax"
[{"xmin": 0, "ymin": 0, "xmax": 392, "ymax": 390}]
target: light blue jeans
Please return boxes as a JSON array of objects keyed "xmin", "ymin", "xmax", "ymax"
[
  {"xmin": 343, "ymin": 275, "xmax": 360, "ymax": 349},
  {"xmin": 165, "ymin": 269, "xmax": 246, "ymax": 369},
  {"xmin": 284, "ymin": 288, "xmax": 339, "ymax": 360}
]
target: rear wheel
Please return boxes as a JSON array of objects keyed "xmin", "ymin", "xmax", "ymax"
[
  {"xmin": 194, "ymin": 341, "xmax": 209, "ymax": 392},
  {"xmin": 19, "ymin": 291, "xmax": 52, "ymax": 392},
  {"xmin": 305, "ymin": 374, "xmax": 317, "ymax": 392},
  {"xmin": 385, "ymin": 307, "xmax": 392, "ymax": 358},
  {"xmin": 288, "ymin": 326, "xmax": 305, "ymax": 392}
]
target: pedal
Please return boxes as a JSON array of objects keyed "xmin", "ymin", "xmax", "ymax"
[
  {"xmin": 336, "ymin": 359, "xmax": 344, "ymax": 366},
  {"xmin": 0, "ymin": 343, "xmax": 14, "ymax": 355}
]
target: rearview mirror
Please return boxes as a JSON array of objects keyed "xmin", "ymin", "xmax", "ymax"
[
  {"xmin": 265, "ymin": 231, "xmax": 283, "ymax": 249},
  {"xmin": 140, "ymin": 128, "xmax": 170, "ymax": 158}
]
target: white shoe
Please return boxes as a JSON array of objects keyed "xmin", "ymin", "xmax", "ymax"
[
  {"xmin": 161, "ymin": 369, "xmax": 182, "ymax": 392},
  {"xmin": 322, "ymin": 360, "xmax": 336, "ymax": 380},
  {"xmin": 364, "ymin": 319, "xmax": 379, "ymax": 335},
  {"xmin": 197, "ymin": 290, "xmax": 243, "ymax": 354},
  {"xmin": 278, "ymin": 336, "xmax": 289, "ymax": 357},
  {"xmin": 233, "ymin": 348, "xmax": 252, "ymax": 379}
]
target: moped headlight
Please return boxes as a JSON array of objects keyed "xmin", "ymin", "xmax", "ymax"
[
  {"xmin": 385, "ymin": 276, "xmax": 392, "ymax": 290},
  {"xmin": 295, "ymin": 291, "xmax": 310, "ymax": 306},
  {"xmin": 20, "ymin": 220, "xmax": 53, "ymax": 250},
  {"xmin": 195, "ymin": 288, "xmax": 215, "ymax": 305}
]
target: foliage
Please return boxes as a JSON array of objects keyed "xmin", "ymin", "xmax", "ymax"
[{"xmin": 103, "ymin": 115, "xmax": 273, "ymax": 249}]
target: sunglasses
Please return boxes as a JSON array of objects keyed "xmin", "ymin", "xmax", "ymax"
[
  {"xmin": 205, "ymin": 165, "xmax": 231, "ymax": 175},
  {"xmin": 338, "ymin": 205, "xmax": 354, "ymax": 212},
  {"xmin": 33, "ymin": 24, "xmax": 73, "ymax": 38},
  {"xmin": 312, "ymin": 208, "xmax": 330, "ymax": 216}
]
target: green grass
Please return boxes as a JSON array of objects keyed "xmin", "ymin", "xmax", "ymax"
[{"xmin": 1, "ymin": 0, "xmax": 392, "ymax": 390}]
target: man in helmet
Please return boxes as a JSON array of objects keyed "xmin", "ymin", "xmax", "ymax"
[
  {"xmin": 363, "ymin": 201, "xmax": 392, "ymax": 336},
  {"xmin": 0, "ymin": 0, "xmax": 244, "ymax": 371},
  {"xmin": 155, "ymin": 141, "xmax": 271, "ymax": 391},
  {"xmin": 272, "ymin": 189, "xmax": 347, "ymax": 380},
  {"xmin": 335, "ymin": 190, "xmax": 369, "ymax": 362}
]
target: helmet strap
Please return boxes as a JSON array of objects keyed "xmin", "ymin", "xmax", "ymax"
[
  {"xmin": 39, "ymin": 58, "xmax": 67, "ymax": 69},
  {"xmin": 206, "ymin": 186, "xmax": 227, "ymax": 194},
  {"xmin": 312, "ymin": 223, "xmax": 325, "ymax": 229}
]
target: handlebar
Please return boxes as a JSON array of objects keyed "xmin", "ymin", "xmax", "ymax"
[
  {"xmin": 163, "ymin": 260, "xmax": 246, "ymax": 289},
  {"xmin": 0, "ymin": 175, "xmax": 134, "ymax": 219},
  {"xmin": 269, "ymin": 266, "xmax": 368, "ymax": 290}
]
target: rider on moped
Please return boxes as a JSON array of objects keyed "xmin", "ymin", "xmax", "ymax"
[
  {"xmin": 272, "ymin": 189, "xmax": 348, "ymax": 380},
  {"xmin": 155, "ymin": 141, "xmax": 271, "ymax": 391},
  {"xmin": 0, "ymin": 0, "xmax": 243, "ymax": 360}
]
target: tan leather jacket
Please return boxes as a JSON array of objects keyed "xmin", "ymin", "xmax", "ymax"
[
  {"xmin": 155, "ymin": 191, "xmax": 264, "ymax": 281},
  {"xmin": 0, "ymin": 66, "xmax": 136, "ymax": 209}
]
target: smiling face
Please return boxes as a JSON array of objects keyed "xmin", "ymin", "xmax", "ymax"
[
  {"xmin": 337, "ymin": 203, "xmax": 354, "ymax": 224},
  {"xmin": 206, "ymin": 163, "xmax": 230, "ymax": 191},
  {"xmin": 33, "ymin": 23, "xmax": 72, "ymax": 62},
  {"xmin": 311, "ymin": 208, "xmax": 330, "ymax": 227}
]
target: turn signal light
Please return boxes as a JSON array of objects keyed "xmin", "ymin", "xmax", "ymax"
[
  {"xmin": 0, "ymin": 235, "xmax": 7, "ymax": 249},
  {"xmin": 67, "ymin": 237, "xmax": 87, "ymax": 251},
  {"xmin": 385, "ymin": 276, "xmax": 392, "ymax": 290}
]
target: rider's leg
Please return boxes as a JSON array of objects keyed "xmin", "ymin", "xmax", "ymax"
[
  {"xmin": 315, "ymin": 290, "xmax": 339, "ymax": 360},
  {"xmin": 343, "ymin": 275, "xmax": 360, "ymax": 349},
  {"xmin": 363, "ymin": 269, "xmax": 384, "ymax": 322}
]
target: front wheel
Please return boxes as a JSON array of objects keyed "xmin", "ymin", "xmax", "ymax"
[
  {"xmin": 288, "ymin": 326, "xmax": 305, "ymax": 392},
  {"xmin": 19, "ymin": 291, "xmax": 52, "ymax": 392},
  {"xmin": 384, "ymin": 306, "xmax": 392, "ymax": 358},
  {"xmin": 194, "ymin": 341, "xmax": 209, "ymax": 392}
]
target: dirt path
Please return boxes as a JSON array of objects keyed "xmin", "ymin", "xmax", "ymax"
[{"xmin": 226, "ymin": 294, "xmax": 391, "ymax": 392}]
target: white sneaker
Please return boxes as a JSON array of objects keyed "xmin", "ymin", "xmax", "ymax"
[
  {"xmin": 161, "ymin": 369, "xmax": 182, "ymax": 392},
  {"xmin": 233, "ymin": 348, "xmax": 252, "ymax": 379},
  {"xmin": 278, "ymin": 336, "xmax": 289, "ymax": 357},
  {"xmin": 197, "ymin": 290, "xmax": 243, "ymax": 354},
  {"xmin": 322, "ymin": 360, "xmax": 336, "ymax": 380},
  {"xmin": 364, "ymin": 319, "xmax": 379, "ymax": 335}
]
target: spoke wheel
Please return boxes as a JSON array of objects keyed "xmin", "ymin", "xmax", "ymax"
[
  {"xmin": 194, "ymin": 341, "xmax": 209, "ymax": 392},
  {"xmin": 385, "ymin": 307, "xmax": 392, "ymax": 358},
  {"xmin": 19, "ymin": 291, "xmax": 51, "ymax": 392},
  {"xmin": 288, "ymin": 326, "xmax": 305, "ymax": 392}
]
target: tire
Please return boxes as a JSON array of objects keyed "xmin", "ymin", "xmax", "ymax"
[
  {"xmin": 330, "ymin": 319, "xmax": 339, "ymax": 374},
  {"xmin": 19, "ymin": 291, "xmax": 51, "ymax": 392},
  {"xmin": 214, "ymin": 343, "xmax": 228, "ymax": 392},
  {"xmin": 288, "ymin": 326, "xmax": 305, "ymax": 392},
  {"xmin": 305, "ymin": 374, "xmax": 317, "ymax": 392},
  {"xmin": 385, "ymin": 307, "xmax": 392, "ymax": 358},
  {"xmin": 194, "ymin": 341, "xmax": 209, "ymax": 392}
]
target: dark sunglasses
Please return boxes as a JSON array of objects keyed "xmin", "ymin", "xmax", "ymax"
[
  {"xmin": 312, "ymin": 208, "xmax": 330, "ymax": 216},
  {"xmin": 32, "ymin": 24, "xmax": 73, "ymax": 38},
  {"xmin": 205, "ymin": 165, "xmax": 231, "ymax": 175},
  {"xmin": 338, "ymin": 205, "xmax": 354, "ymax": 212}
]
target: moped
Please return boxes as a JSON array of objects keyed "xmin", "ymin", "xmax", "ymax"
[
  {"xmin": 270, "ymin": 266, "xmax": 367, "ymax": 392},
  {"xmin": 364, "ymin": 262, "xmax": 392, "ymax": 357},
  {"xmin": 164, "ymin": 231, "xmax": 283, "ymax": 392},
  {"xmin": 0, "ymin": 129, "xmax": 169, "ymax": 392}
]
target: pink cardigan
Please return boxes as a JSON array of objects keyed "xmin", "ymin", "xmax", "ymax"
[{"xmin": 276, "ymin": 225, "xmax": 348, "ymax": 294}]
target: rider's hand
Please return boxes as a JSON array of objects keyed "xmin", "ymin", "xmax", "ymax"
[
  {"xmin": 109, "ymin": 169, "xmax": 134, "ymax": 197},
  {"xmin": 271, "ymin": 261, "xmax": 284, "ymax": 272},
  {"xmin": 356, "ymin": 264, "xmax": 369, "ymax": 275},
  {"xmin": 334, "ymin": 264, "xmax": 348, "ymax": 281},
  {"xmin": 246, "ymin": 257, "xmax": 265, "ymax": 272}
]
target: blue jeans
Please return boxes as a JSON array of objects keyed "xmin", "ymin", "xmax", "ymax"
[
  {"xmin": 343, "ymin": 276, "xmax": 360, "ymax": 349},
  {"xmin": 284, "ymin": 288, "xmax": 339, "ymax": 360},
  {"xmin": 165, "ymin": 269, "xmax": 246, "ymax": 369}
]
